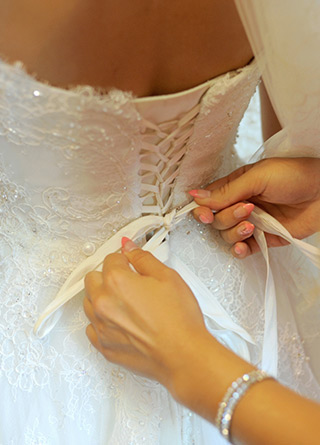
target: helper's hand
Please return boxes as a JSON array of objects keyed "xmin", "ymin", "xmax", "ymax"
[
  {"xmin": 84, "ymin": 239, "xmax": 208, "ymax": 394},
  {"xmin": 84, "ymin": 239, "xmax": 320, "ymax": 445},
  {"xmin": 190, "ymin": 157, "xmax": 320, "ymax": 258}
]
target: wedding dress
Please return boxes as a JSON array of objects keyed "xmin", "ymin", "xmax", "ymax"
[{"xmin": 0, "ymin": 55, "xmax": 319, "ymax": 445}]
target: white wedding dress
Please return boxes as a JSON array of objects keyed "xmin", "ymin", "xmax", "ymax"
[{"xmin": 0, "ymin": 57, "xmax": 319, "ymax": 444}]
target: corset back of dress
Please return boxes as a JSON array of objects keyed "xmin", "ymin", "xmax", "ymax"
[
  {"xmin": 0, "ymin": 59, "xmax": 259, "ymax": 277},
  {"xmin": 0, "ymin": 63, "xmax": 141, "ymax": 239}
]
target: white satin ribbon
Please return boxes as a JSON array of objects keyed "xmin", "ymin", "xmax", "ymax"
[
  {"xmin": 34, "ymin": 201, "xmax": 320, "ymax": 377},
  {"xmin": 34, "ymin": 201, "xmax": 199, "ymax": 338}
]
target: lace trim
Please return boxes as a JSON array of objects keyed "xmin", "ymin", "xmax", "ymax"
[{"xmin": 0, "ymin": 56, "xmax": 255, "ymax": 102}]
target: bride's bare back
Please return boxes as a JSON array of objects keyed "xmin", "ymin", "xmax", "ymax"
[{"xmin": 0, "ymin": 0, "xmax": 252, "ymax": 96}]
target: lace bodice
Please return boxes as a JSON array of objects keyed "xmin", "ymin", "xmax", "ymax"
[{"xmin": 0, "ymin": 58, "xmax": 260, "ymax": 284}]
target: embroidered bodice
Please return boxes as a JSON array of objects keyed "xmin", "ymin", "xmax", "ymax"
[{"xmin": 0, "ymin": 58, "xmax": 260, "ymax": 332}]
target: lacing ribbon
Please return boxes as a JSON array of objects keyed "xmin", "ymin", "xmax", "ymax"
[
  {"xmin": 138, "ymin": 104, "xmax": 201, "ymax": 216},
  {"xmin": 250, "ymin": 208, "xmax": 320, "ymax": 375},
  {"xmin": 33, "ymin": 202, "xmax": 320, "ymax": 377}
]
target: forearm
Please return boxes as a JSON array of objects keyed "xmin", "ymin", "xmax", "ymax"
[
  {"xmin": 170, "ymin": 331, "xmax": 320, "ymax": 445},
  {"xmin": 233, "ymin": 373, "xmax": 320, "ymax": 445},
  {"xmin": 168, "ymin": 330, "xmax": 254, "ymax": 421},
  {"xmin": 85, "ymin": 244, "xmax": 320, "ymax": 444}
]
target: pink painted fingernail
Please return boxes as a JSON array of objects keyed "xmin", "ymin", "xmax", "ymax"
[
  {"xmin": 121, "ymin": 237, "xmax": 138, "ymax": 252},
  {"xmin": 238, "ymin": 223, "xmax": 254, "ymax": 236},
  {"xmin": 188, "ymin": 189, "xmax": 211, "ymax": 198},
  {"xmin": 199, "ymin": 214, "xmax": 212, "ymax": 224},
  {"xmin": 234, "ymin": 203, "xmax": 254, "ymax": 218}
]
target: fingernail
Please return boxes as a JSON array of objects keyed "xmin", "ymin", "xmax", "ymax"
[
  {"xmin": 234, "ymin": 203, "xmax": 254, "ymax": 218},
  {"xmin": 121, "ymin": 237, "xmax": 138, "ymax": 252},
  {"xmin": 188, "ymin": 189, "xmax": 211, "ymax": 198},
  {"xmin": 234, "ymin": 244, "xmax": 243, "ymax": 255},
  {"xmin": 238, "ymin": 223, "xmax": 254, "ymax": 236},
  {"xmin": 199, "ymin": 214, "xmax": 212, "ymax": 224}
]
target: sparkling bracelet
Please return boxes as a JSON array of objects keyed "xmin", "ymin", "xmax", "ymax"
[{"xmin": 215, "ymin": 370, "xmax": 272, "ymax": 442}]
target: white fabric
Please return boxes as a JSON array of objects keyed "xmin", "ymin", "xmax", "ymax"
[
  {"xmin": 0, "ymin": 55, "xmax": 319, "ymax": 445},
  {"xmin": 235, "ymin": 0, "xmax": 320, "ymax": 158}
]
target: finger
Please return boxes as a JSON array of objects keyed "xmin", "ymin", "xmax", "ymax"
[
  {"xmin": 85, "ymin": 271, "xmax": 118, "ymax": 322},
  {"xmin": 211, "ymin": 203, "xmax": 254, "ymax": 230},
  {"xmin": 84, "ymin": 289, "xmax": 111, "ymax": 324},
  {"xmin": 122, "ymin": 238, "xmax": 172, "ymax": 279},
  {"xmin": 189, "ymin": 166, "xmax": 250, "ymax": 196},
  {"xmin": 232, "ymin": 241, "xmax": 258, "ymax": 259},
  {"xmin": 83, "ymin": 296, "xmax": 96, "ymax": 324},
  {"xmin": 265, "ymin": 233, "xmax": 289, "ymax": 248},
  {"xmin": 87, "ymin": 324, "xmax": 129, "ymax": 351},
  {"xmin": 102, "ymin": 252, "xmax": 131, "ymax": 276},
  {"xmin": 206, "ymin": 165, "xmax": 250, "ymax": 191},
  {"xmin": 193, "ymin": 206, "xmax": 214, "ymax": 224},
  {"xmin": 100, "ymin": 252, "xmax": 135, "ymax": 298},
  {"xmin": 231, "ymin": 233, "xmax": 290, "ymax": 259},
  {"xmin": 188, "ymin": 164, "xmax": 264, "ymax": 211},
  {"xmin": 84, "ymin": 271, "xmax": 104, "ymax": 302},
  {"xmin": 86, "ymin": 324, "xmax": 101, "ymax": 351},
  {"xmin": 220, "ymin": 222, "xmax": 255, "ymax": 244}
]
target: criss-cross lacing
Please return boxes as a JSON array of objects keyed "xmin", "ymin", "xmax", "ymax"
[{"xmin": 138, "ymin": 103, "xmax": 201, "ymax": 216}]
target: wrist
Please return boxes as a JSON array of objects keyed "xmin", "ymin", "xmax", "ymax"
[
  {"xmin": 163, "ymin": 328, "xmax": 213, "ymax": 403},
  {"xmin": 164, "ymin": 329, "xmax": 256, "ymax": 423}
]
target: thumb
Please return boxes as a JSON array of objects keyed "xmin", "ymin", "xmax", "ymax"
[
  {"xmin": 121, "ymin": 237, "xmax": 169, "ymax": 279},
  {"xmin": 191, "ymin": 164, "xmax": 263, "ymax": 211}
]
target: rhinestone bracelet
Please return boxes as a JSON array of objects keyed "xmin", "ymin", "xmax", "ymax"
[{"xmin": 215, "ymin": 370, "xmax": 272, "ymax": 442}]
